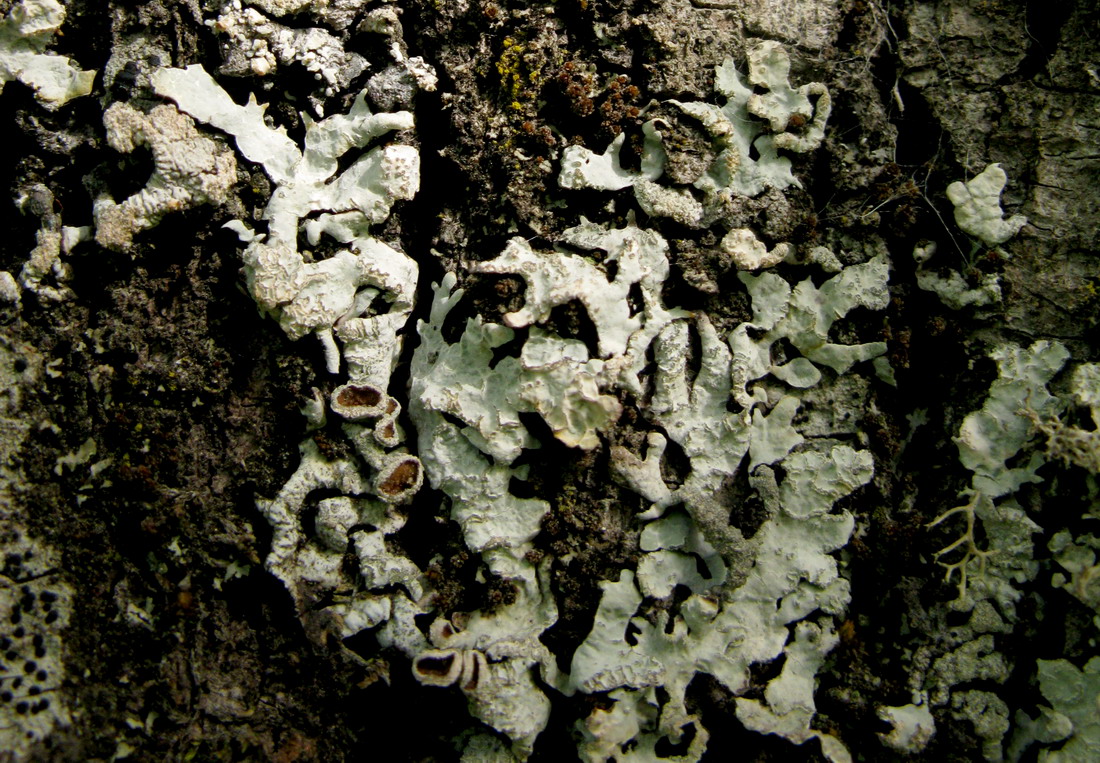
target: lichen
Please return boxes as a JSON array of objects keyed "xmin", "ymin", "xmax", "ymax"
[
  {"xmin": 410, "ymin": 572, "xmax": 561, "ymax": 760},
  {"xmin": 255, "ymin": 438, "xmax": 424, "ymax": 633},
  {"xmin": 412, "ymin": 305, "xmax": 620, "ymax": 461},
  {"xmin": 877, "ymin": 703, "xmax": 936, "ymax": 754},
  {"xmin": 138, "ymin": 64, "xmax": 433, "ymax": 657},
  {"xmin": 94, "ymin": 101, "xmax": 237, "ymax": 251},
  {"xmin": 946, "ymin": 163, "xmax": 1027, "ymax": 247},
  {"xmin": 559, "ymin": 41, "xmax": 831, "ymax": 231},
  {"xmin": 571, "ymin": 445, "xmax": 871, "ymax": 762},
  {"xmin": 955, "ymin": 341, "xmax": 1068, "ymax": 499},
  {"xmin": 208, "ymin": 2, "xmax": 366, "ymax": 93},
  {"xmin": 1011, "ymin": 658, "xmax": 1100, "ymax": 762},
  {"xmin": 912, "ymin": 341, "xmax": 1085, "ymax": 760},
  {"xmin": 151, "ymin": 64, "xmax": 419, "ymax": 385},
  {"xmin": 668, "ymin": 42, "xmax": 830, "ymax": 208},
  {"xmin": 558, "ymin": 122, "xmax": 667, "ymax": 193},
  {"xmin": 1048, "ymin": 530, "xmax": 1100, "ymax": 629},
  {"xmin": 8, "ymin": 1, "xmax": 1098, "ymax": 760},
  {"xmin": 0, "ymin": 526, "xmax": 73, "ymax": 757},
  {"xmin": 0, "ymin": 0, "xmax": 94, "ymax": 109},
  {"xmin": 1028, "ymin": 363, "xmax": 1100, "ymax": 474},
  {"xmin": 406, "ymin": 171, "xmax": 886, "ymax": 757},
  {"xmin": 472, "ymin": 217, "xmax": 676, "ymax": 360},
  {"xmin": 0, "ymin": 339, "xmax": 72, "ymax": 757},
  {"xmin": 410, "ymin": 272, "xmax": 552, "ymax": 552},
  {"xmin": 720, "ymin": 227, "xmax": 793, "ymax": 271},
  {"xmin": 729, "ymin": 254, "xmax": 891, "ymax": 408},
  {"xmin": 15, "ymin": 183, "xmax": 89, "ymax": 302}
]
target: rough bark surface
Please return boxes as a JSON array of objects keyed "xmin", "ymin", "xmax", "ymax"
[{"xmin": 1, "ymin": 0, "xmax": 1098, "ymax": 760}]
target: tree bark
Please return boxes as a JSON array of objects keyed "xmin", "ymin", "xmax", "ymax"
[{"xmin": 1, "ymin": 0, "xmax": 1098, "ymax": 760}]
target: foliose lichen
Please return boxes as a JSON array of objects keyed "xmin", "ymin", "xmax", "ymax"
[
  {"xmin": 1010, "ymin": 657, "xmax": 1100, "ymax": 762},
  {"xmin": 94, "ymin": 101, "xmax": 238, "ymax": 251},
  {"xmin": 572, "ymin": 445, "xmax": 871, "ymax": 763},
  {"xmin": 0, "ymin": 0, "xmax": 94, "ymax": 109},
  {"xmin": 208, "ymin": 1, "xmax": 367, "ymax": 90},
  {"xmin": 560, "ymin": 44, "xmax": 830, "ymax": 233},
  {"xmin": 910, "ymin": 339, "xmax": 1100, "ymax": 760},
  {"xmin": 9, "ymin": 2, "xmax": 1099, "ymax": 760},
  {"xmin": 141, "ymin": 64, "xmax": 431, "ymax": 646},
  {"xmin": 928, "ymin": 341, "xmax": 1068, "ymax": 610},
  {"xmin": 397, "ymin": 38, "xmax": 885, "ymax": 760},
  {"xmin": 946, "ymin": 163, "xmax": 1027, "ymax": 247},
  {"xmin": 151, "ymin": 64, "xmax": 420, "ymax": 384},
  {"xmin": 15, "ymin": 183, "xmax": 89, "ymax": 302}
]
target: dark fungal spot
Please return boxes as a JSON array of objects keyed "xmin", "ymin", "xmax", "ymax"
[
  {"xmin": 416, "ymin": 653, "xmax": 455, "ymax": 678},
  {"xmin": 379, "ymin": 459, "xmax": 420, "ymax": 496},
  {"xmin": 462, "ymin": 656, "xmax": 480, "ymax": 691},
  {"xmin": 336, "ymin": 384, "xmax": 382, "ymax": 409}
]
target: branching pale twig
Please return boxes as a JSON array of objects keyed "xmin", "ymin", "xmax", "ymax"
[{"xmin": 927, "ymin": 491, "xmax": 995, "ymax": 601}]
